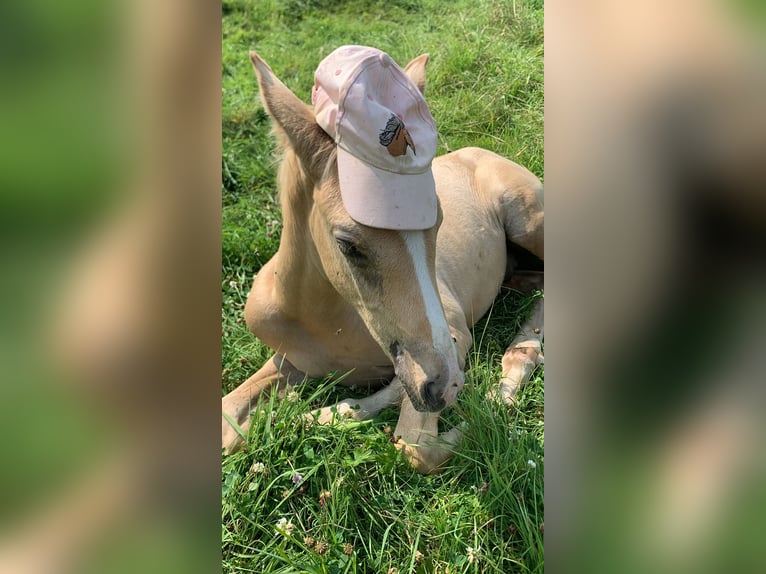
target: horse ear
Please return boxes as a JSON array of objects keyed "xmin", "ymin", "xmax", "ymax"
[
  {"xmin": 403, "ymin": 53, "xmax": 429, "ymax": 95},
  {"xmin": 249, "ymin": 51, "xmax": 333, "ymax": 179}
]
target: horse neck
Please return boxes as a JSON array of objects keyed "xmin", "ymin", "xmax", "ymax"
[{"xmin": 272, "ymin": 149, "xmax": 339, "ymax": 317}]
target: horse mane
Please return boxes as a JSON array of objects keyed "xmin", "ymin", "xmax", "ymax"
[
  {"xmin": 271, "ymin": 126, "xmax": 339, "ymax": 290},
  {"xmin": 272, "ymin": 125, "xmax": 338, "ymax": 272},
  {"xmin": 272, "ymin": 115, "xmax": 336, "ymax": 203},
  {"xmin": 275, "ymin": 136, "xmax": 336, "ymax": 206},
  {"xmin": 276, "ymin": 143, "xmax": 311, "ymax": 209}
]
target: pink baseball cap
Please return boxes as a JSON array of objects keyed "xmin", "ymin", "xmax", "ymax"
[{"xmin": 312, "ymin": 45, "xmax": 438, "ymax": 230}]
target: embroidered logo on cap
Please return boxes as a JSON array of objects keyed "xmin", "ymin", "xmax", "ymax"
[{"xmin": 378, "ymin": 114, "xmax": 416, "ymax": 157}]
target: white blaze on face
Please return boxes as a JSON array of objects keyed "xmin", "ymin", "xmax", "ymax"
[{"xmin": 401, "ymin": 231, "xmax": 462, "ymax": 402}]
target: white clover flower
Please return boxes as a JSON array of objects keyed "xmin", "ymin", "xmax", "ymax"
[
  {"xmin": 249, "ymin": 461, "xmax": 266, "ymax": 474},
  {"xmin": 527, "ymin": 459, "xmax": 537, "ymax": 469},
  {"xmin": 228, "ymin": 280, "xmax": 237, "ymax": 288},
  {"xmin": 286, "ymin": 389, "xmax": 300, "ymax": 402},
  {"xmin": 275, "ymin": 517, "xmax": 295, "ymax": 536},
  {"xmin": 466, "ymin": 546, "xmax": 480, "ymax": 564},
  {"xmin": 470, "ymin": 482, "xmax": 488, "ymax": 494}
]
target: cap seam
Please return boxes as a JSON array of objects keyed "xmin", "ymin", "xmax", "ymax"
[
  {"xmin": 387, "ymin": 71, "xmax": 437, "ymax": 130},
  {"xmin": 335, "ymin": 54, "xmax": 380, "ymax": 148}
]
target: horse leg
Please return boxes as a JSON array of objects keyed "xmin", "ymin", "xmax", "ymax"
[
  {"xmin": 394, "ymin": 396, "xmax": 465, "ymax": 475},
  {"xmin": 310, "ymin": 378, "xmax": 404, "ymax": 424},
  {"xmin": 222, "ymin": 353, "xmax": 306, "ymax": 453},
  {"xmin": 496, "ymin": 171, "xmax": 544, "ymax": 403},
  {"xmin": 497, "ymin": 297, "xmax": 544, "ymax": 403}
]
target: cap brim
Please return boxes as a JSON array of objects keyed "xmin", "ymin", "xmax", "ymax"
[{"xmin": 336, "ymin": 148, "xmax": 438, "ymax": 230}]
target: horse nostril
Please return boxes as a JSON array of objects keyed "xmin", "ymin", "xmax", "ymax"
[{"xmin": 424, "ymin": 381, "xmax": 444, "ymax": 410}]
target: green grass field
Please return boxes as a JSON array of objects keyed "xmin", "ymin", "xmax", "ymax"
[{"xmin": 222, "ymin": 1, "xmax": 543, "ymax": 572}]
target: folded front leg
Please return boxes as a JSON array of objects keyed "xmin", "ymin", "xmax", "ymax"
[
  {"xmin": 310, "ymin": 378, "xmax": 404, "ymax": 424},
  {"xmin": 497, "ymin": 297, "xmax": 544, "ymax": 404},
  {"xmin": 222, "ymin": 353, "xmax": 305, "ymax": 453},
  {"xmin": 394, "ymin": 396, "xmax": 464, "ymax": 474}
]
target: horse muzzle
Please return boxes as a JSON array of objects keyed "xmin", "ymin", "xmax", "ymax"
[{"xmin": 391, "ymin": 341, "xmax": 463, "ymax": 412}]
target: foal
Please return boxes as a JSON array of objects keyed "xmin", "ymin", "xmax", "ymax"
[{"xmin": 222, "ymin": 46, "xmax": 543, "ymax": 474}]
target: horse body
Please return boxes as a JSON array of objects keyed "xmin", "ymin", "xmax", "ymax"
[
  {"xmin": 223, "ymin": 50, "xmax": 544, "ymax": 473},
  {"xmin": 431, "ymin": 148, "xmax": 542, "ymax": 334}
]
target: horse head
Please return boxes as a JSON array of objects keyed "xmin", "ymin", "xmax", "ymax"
[{"xmin": 249, "ymin": 49, "xmax": 463, "ymax": 412}]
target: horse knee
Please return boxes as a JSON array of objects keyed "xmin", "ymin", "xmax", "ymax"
[
  {"xmin": 502, "ymin": 345, "xmax": 542, "ymax": 370},
  {"xmin": 498, "ymin": 344, "xmax": 542, "ymax": 403}
]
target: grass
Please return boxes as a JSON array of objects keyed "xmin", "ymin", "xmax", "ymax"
[{"xmin": 222, "ymin": 1, "xmax": 543, "ymax": 572}]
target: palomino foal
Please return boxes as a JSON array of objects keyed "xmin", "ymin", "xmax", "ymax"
[{"xmin": 222, "ymin": 47, "xmax": 544, "ymax": 474}]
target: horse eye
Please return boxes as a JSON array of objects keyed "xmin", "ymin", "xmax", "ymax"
[{"xmin": 335, "ymin": 237, "xmax": 365, "ymax": 261}]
